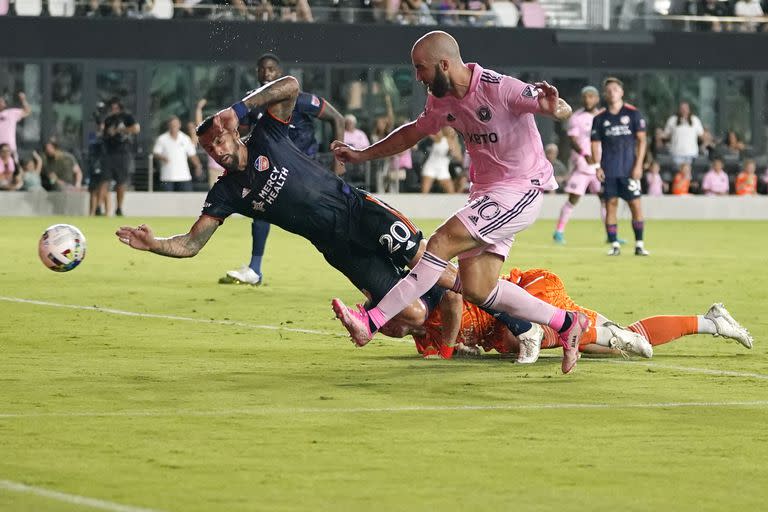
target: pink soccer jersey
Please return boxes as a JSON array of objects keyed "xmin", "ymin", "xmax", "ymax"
[
  {"xmin": 414, "ymin": 63, "xmax": 555, "ymax": 192},
  {"xmin": 0, "ymin": 108, "xmax": 24, "ymax": 152},
  {"xmin": 566, "ymin": 108, "xmax": 597, "ymax": 175}
]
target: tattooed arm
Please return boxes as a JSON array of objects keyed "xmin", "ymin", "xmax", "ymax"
[{"xmin": 116, "ymin": 215, "xmax": 220, "ymax": 258}]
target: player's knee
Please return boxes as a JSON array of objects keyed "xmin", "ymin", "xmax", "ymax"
[
  {"xmin": 396, "ymin": 300, "xmax": 428, "ymax": 327},
  {"xmin": 461, "ymin": 284, "xmax": 493, "ymax": 306}
]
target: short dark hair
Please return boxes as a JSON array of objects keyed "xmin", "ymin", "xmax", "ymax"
[
  {"xmin": 195, "ymin": 115, "xmax": 215, "ymax": 138},
  {"xmin": 602, "ymin": 76, "xmax": 624, "ymax": 89},
  {"xmin": 257, "ymin": 53, "xmax": 281, "ymax": 67}
]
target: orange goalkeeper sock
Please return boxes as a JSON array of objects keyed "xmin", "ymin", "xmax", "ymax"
[{"xmin": 628, "ymin": 316, "xmax": 698, "ymax": 346}]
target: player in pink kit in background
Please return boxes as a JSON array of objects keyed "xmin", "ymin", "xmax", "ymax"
[
  {"xmin": 553, "ymin": 86, "xmax": 602, "ymax": 244},
  {"xmin": 330, "ymin": 31, "xmax": 588, "ymax": 374}
]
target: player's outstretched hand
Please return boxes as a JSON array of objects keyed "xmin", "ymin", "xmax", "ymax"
[
  {"xmin": 330, "ymin": 140, "xmax": 363, "ymax": 165},
  {"xmin": 116, "ymin": 224, "xmax": 156, "ymax": 251},
  {"xmin": 534, "ymin": 81, "xmax": 560, "ymax": 114}
]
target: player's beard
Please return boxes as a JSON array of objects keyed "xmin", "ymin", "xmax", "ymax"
[
  {"xmin": 220, "ymin": 153, "xmax": 240, "ymax": 172},
  {"xmin": 429, "ymin": 65, "xmax": 451, "ymax": 98}
]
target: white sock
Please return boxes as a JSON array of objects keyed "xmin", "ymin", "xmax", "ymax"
[
  {"xmin": 595, "ymin": 325, "xmax": 614, "ymax": 347},
  {"xmin": 697, "ymin": 315, "xmax": 717, "ymax": 335},
  {"xmin": 636, "ymin": 240, "xmax": 644, "ymax": 248}
]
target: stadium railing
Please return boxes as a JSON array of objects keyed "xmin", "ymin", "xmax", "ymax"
[{"xmin": 9, "ymin": 0, "xmax": 768, "ymax": 32}]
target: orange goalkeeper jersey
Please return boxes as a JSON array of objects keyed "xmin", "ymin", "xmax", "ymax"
[{"xmin": 413, "ymin": 268, "xmax": 598, "ymax": 356}]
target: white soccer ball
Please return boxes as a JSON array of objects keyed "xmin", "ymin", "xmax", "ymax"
[{"xmin": 38, "ymin": 224, "xmax": 87, "ymax": 272}]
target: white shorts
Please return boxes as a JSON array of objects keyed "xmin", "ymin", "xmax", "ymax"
[
  {"xmin": 454, "ymin": 187, "xmax": 543, "ymax": 261},
  {"xmin": 421, "ymin": 157, "xmax": 451, "ymax": 180},
  {"xmin": 564, "ymin": 171, "xmax": 601, "ymax": 196}
]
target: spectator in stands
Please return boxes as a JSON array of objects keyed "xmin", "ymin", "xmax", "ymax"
[
  {"xmin": 43, "ymin": 138, "xmax": 83, "ymax": 190},
  {"xmin": 720, "ymin": 130, "xmax": 746, "ymax": 157},
  {"xmin": 273, "ymin": 0, "xmax": 313, "ymax": 21},
  {"xmin": 15, "ymin": 151, "xmax": 44, "ymax": 192},
  {"xmin": 735, "ymin": 159, "xmax": 758, "ymax": 195},
  {"xmin": 0, "ymin": 143, "xmax": 16, "ymax": 189},
  {"xmin": 700, "ymin": 125, "xmax": 716, "ymax": 158},
  {"xmin": 701, "ymin": 157, "xmax": 730, "ymax": 195},
  {"xmin": 663, "ymin": 101, "xmax": 704, "ymax": 166},
  {"xmin": 100, "ymin": 97, "xmax": 140, "ymax": 216},
  {"xmin": 644, "ymin": 160, "xmax": 666, "ymax": 196},
  {"xmin": 519, "ymin": 0, "xmax": 547, "ymax": 28},
  {"xmin": 465, "ymin": 0, "xmax": 494, "ymax": 25},
  {"xmin": 152, "ymin": 115, "xmax": 202, "ymax": 191},
  {"xmin": 398, "ymin": 0, "xmax": 436, "ymax": 24},
  {"xmin": 697, "ymin": 0, "xmax": 729, "ymax": 32},
  {"xmin": 545, "ymin": 143, "xmax": 568, "ymax": 190},
  {"xmin": 343, "ymin": 114, "xmax": 370, "ymax": 149},
  {"xmin": 761, "ymin": 166, "xmax": 768, "ymax": 194},
  {"xmin": 672, "ymin": 162, "xmax": 695, "ymax": 195},
  {"xmin": 0, "ymin": 92, "xmax": 31, "ymax": 158},
  {"xmin": 420, "ymin": 127, "xmax": 459, "ymax": 194},
  {"xmin": 734, "ymin": 0, "xmax": 763, "ymax": 31}
]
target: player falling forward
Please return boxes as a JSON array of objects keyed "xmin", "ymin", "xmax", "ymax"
[
  {"xmin": 553, "ymin": 86, "xmax": 602, "ymax": 245},
  {"xmin": 330, "ymin": 30, "xmax": 588, "ymax": 373},
  {"xmin": 115, "ymin": 76, "xmax": 454, "ymax": 328},
  {"xmin": 378, "ymin": 268, "xmax": 752, "ymax": 361},
  {"xmin": 219, "ymin": 53, "xmax": 345, "ymax": 287}
]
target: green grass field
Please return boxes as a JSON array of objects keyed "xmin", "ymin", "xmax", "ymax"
[{"xmin": 1, "ymin": 216, "xmax": 767, "ymax": 512}]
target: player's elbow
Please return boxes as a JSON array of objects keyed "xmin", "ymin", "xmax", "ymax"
[{"xmin": 281, "ymin": 76, "xmax": 301, "ymax": 96}]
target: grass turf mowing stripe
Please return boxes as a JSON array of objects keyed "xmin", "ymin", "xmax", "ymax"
[
  {"xmin": 3, "ymin": 295, "xmax": 765, "ymax": 381},
  {"xmin": 2, "ymin": 401, "xmax": 768, "ymax": 419},
  {"xmin": 0, "ymin": 479, "xmax": 166, "ymax": 512}
]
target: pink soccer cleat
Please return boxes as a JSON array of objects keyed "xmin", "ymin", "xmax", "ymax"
[
  {"xmin": 332, "ymin": 298, "xmax": 374, "ymax": 347},
  {"xmin": 559, "ymin": 311, "xmax": 589, "ymax": 374}
]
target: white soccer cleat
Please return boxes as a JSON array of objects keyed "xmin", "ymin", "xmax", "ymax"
[
  {"xmin": 705, "ymin": 303, "xmax": 753, "ymax": 349},
  {"xmin": 516, "ymin": 323, "xmax": 544, "ymax": 364},
  {"xmin": 221, "ymin": 265, "xmax": 262, "ymax": 286},
  {"xmin": 605, "ymin": 322, "xmax": 653, "ymax": 358}
]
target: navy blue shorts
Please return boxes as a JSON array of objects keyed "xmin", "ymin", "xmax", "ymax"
[{"xmin": 602, "ymin": 176, "xmax": 642, "ymax": 201}]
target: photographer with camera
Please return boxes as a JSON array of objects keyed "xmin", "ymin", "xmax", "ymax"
[{"xmin": 99, "ymin": 97, "xmax": 140, "ymax": 216}]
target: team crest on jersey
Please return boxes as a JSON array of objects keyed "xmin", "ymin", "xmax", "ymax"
[
  {"xmin": 620, "ymin": 115, "xmax": 630, "ymax": 125},
  {"xmin": 252, "ymin": 200, "xmax": 265, "ymax": 212},
  {"xmin": 310, "ymin": 95, "xmax": 321, "ymax": 107},
  {"xmin": 521, "ymin": 85, "xmax": 538, "ymax": 99},
  {"xmin": 254, "ymin": 155, "xmax": 270, "ymax": 172},
  {"xmin": 447, "ymin": 113, "xmax": 456, "ymax": 122},
  {"xmin": 241, "ymin": 188, "xmax": 251, "ymax": 198},
  {"xmin": 603, "ymin": 120, "xmax": 611, "ymax": 127},
  {"xmin": 476, "ymin": 106, "xmax": 492, "ymax": 122}
]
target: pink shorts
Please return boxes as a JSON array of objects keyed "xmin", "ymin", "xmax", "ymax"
[
  {"xmin": 455, "ymin": 187, "xmax": 544, "ymax": 261},
  {"xmin": 564, "ymin": 171, "xmax": 601, "ymax": 196}
]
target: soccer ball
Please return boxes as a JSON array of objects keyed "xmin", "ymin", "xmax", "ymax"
[{"xmin": 38, "ymin": 224, "xmax": 87, "ymax": 272}]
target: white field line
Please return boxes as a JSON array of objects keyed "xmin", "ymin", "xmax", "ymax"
[
  {"xmin": 3, "ymin": 295, "xmax": 767, "ymax": 380},
  {"xmin": 1, "ymin": 401, "xmax": 768, "ymax": 419},
  {"xmin": 0, "ymin": 479, "xmax": 166, "ymax": 512},
  {"xmin": 0, "ymin": 296, "xmax": 341, "ymax": 337},
  {"xmin": 583, "ymin": 359, "xmax": 768, "ymax": 380}
]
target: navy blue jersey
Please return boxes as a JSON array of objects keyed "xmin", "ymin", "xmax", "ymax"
[
  {"xmin": 591, "ymin": 105, "xmax": 646, "ymax": 178},
  {"xmin": 202, "ymin": 111, "xmax": 358, "ymax": 248},
  {"xmin": 288, "ymin": 91, "xmax": 325, "ymax": 157}
]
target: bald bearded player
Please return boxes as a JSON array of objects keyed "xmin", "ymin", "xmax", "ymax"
[{"xmin": 330, "ymin": 30, "xmax": 589, "ymax": 374}]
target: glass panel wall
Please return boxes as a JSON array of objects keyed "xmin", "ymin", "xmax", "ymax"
[{"xmin": 51, "ymin": 63, "xmax": 83, "ymax": 152}]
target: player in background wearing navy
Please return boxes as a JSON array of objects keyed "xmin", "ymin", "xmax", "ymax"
[
  {"xmin": 116, "ymin": 76, "xmax": 457, "ymax": 331},
  {"xmin": 590, "ymin": 77, "xmax": 649, "ymax": 256},
  {"xmin": 220, "ymin": 53, "xmax": 345, "ymax": 286}
]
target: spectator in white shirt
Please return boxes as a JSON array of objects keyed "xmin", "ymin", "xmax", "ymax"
[
  {"xmin": 734, "ymin": 0, "xmax": 764, "ymax": 31},
  {"xmin": 152, "ymin": 116, "xmax": 202, "ymax": 192},
  {"xmin": 343, "ymin": 114, "xmax": 371, "ymax": 149},
  {"xmin": 663, "ymin": 101, "xmax": 704, "ymax": 166}
]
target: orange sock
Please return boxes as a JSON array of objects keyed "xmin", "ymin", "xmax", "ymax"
[
  {"xmin": 628, "ymin": 316, "xmax": 699, "ymax": 346},
  {"xmin": 541, "ymin": 326, "xmax": 596, "ymax": 350}
]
